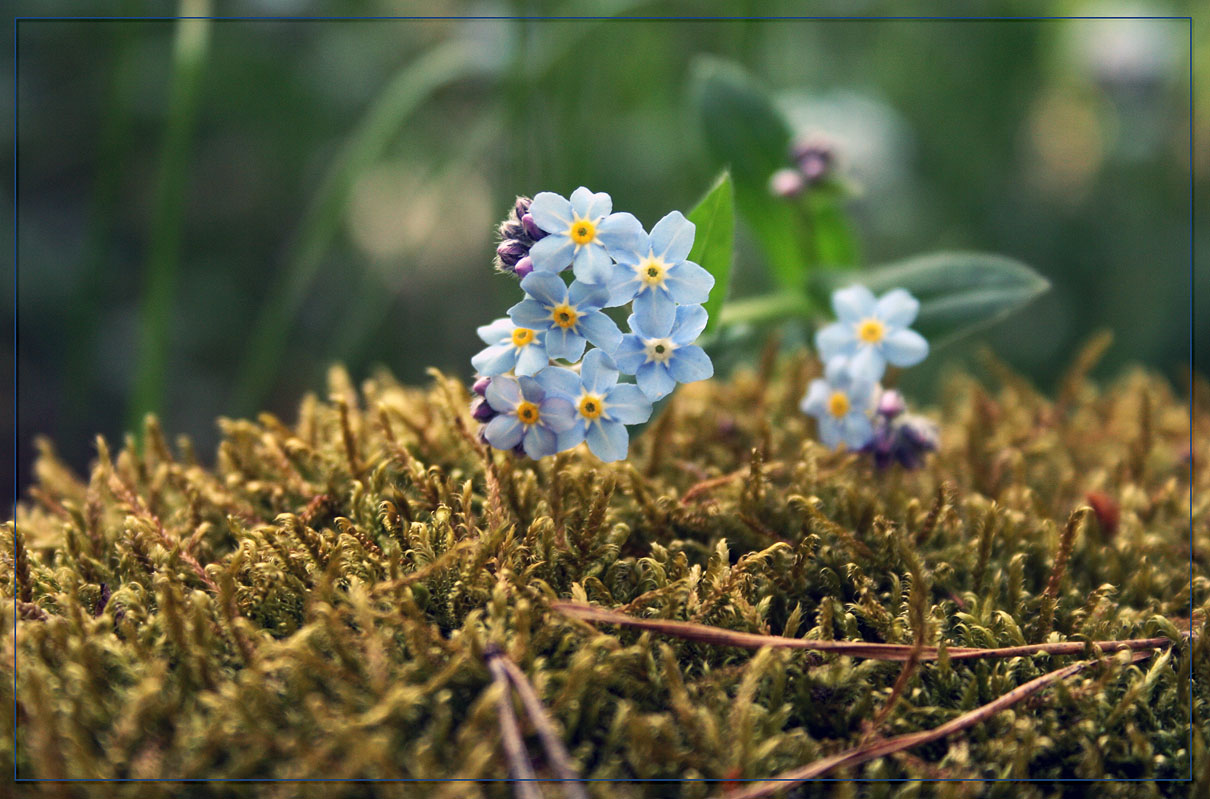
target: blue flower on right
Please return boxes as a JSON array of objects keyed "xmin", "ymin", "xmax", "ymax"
[
  {"xmin": 815, "ymin": 286, "xmax": 929, "ymax": 382},
  {"xmin": 800, "ymin": 357, "xmax": 878, "ymax": 450}
]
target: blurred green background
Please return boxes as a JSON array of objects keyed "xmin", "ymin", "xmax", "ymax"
[{"xmin": 5, "ymin": 3, "xmax": 1205, "ymax": 511}]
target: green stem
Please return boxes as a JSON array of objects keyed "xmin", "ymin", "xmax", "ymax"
[
  {"xmin": 128, "ymin": 8, "xmax": 211, "ymax": 433},
  {"xmin": 716, "ymin": 291, "xmax": 815, "ymax": 328}
]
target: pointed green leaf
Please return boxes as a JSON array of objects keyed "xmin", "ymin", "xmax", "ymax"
[
  {"xmin": 690, "ymin": 56, "xmax": 791, "ymax": 187},
  {"xmin": 818, "ymin": 252, "xmax": 1051, "ymax": 346},
  {"xmin": 686, "ymin": 172, "xmax": 734, "ymax": 335}
]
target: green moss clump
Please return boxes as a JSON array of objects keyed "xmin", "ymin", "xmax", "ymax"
[{"xmin": 2, "ymin": 353, "xmax": 1206, "ymax": 798}]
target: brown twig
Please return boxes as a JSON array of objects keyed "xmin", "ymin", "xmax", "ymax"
[
  {"xmin": 496, "ymin": 654, "xmax": 589, "ymax": 799},
  {"xmin": 486, "ymin": 647, "xmax": 541, "ymax": 799},
  {"xmin": 713, "ymin": 651, "xmax": 1155, "ymax": 799},
  {"xmin": 551, "ymin": 601, "xmax": 1174, "ymax": 662}
]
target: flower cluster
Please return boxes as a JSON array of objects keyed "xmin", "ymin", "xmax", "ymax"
[
  {"xmin": 769, "ymin": 135, "xmax": 835, "ymax": 199},
  {"xmin": 471, "ymin": 188, "xmax": 715, "ymax": 461},
  {"xmin": 801, "ymin": 285, "xmax": 938, "ymax": 468}
]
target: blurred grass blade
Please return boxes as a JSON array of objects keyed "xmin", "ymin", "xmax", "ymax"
[
  {"xmin": 818, "ymin": 252, "xmax": 1051, "ymax": 346},
  {"xmin": 690, "ymin": 56, "xmax": 807, "ymax": 290},
  {"xmin": 686, "ymin": 171, "xmax": 734, "ymax": 336},
  {"xmin": 232, "ymin": 40, "xmax": 498, "ymax": 415},
  {"xmin": 128, "ymin": 6, "xmax": 211, "ymax": 432}
]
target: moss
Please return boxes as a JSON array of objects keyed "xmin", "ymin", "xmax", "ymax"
[{"xmin": 2, "ymin": 352, "xmax": 1206, "ymax": 798}]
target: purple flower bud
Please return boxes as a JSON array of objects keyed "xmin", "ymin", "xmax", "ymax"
[
  {"xmin": 769, "ymin": 168, "xmax": 805, "ymax": 199},
  {"xmin": 877, "ymin": 389, "xmax": 906, "ymax": 419},
  {"xmin": 496, "ymin": 239, "xmax": 527, "ymax": 267},
  {"xmin": 499, "ymin": 219, "xmax": 526, "ymax": 241},
  {"xmin": 791, "ymin": 137, "xmax": 834, "ymax": 184},
  {"xmin": 471, "ymin": 397, "xmax": 496, "ymax": 423},
  {"xmin": 513, "ymin": 196, "xmax": 532, "ymax": 221},
  {"xmin": 472, "ymin": 376, "xmax": 491, "ymax": 396},
  {"xmin": 513, "ymin": 256, "xmax": 534, "ymax": 279},
  {"xmin": 521, "ymin": 213, "xmax": 547, "ymax": 241},
  {"xmin": 861, "ymin": 411, "xmax": 938, "ymax": 471}
]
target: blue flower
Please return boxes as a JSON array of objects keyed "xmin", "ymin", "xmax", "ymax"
[
  {"xmin": 613, "ymin": 304, "xmax": 714, "ymax": 401},
  {"xmin": 800, "ymin": 358, "xmax": 877, "ymax": 450},
  {"xmin": 482, "ymin": 375, "xmax": 577, "ymax": 459},
  {"xmin": 527, "ymin": 187, "xmax": 645, "ymax": 284},
  {"xmin": 815, "ymin": 286, "xmax": 929, "ymax": 382},
  {"xmin": 535, "ymin": 350, "xmax": 653, "ymax": 462},
  {"xmin": 508, "ymin": 273, "xmax": 623, "ymax": 363},
  {"xmin": 470, "ymin": 318, "xmax": 549, "ymax": 377},
  {"xmin": 603, "ymin": 210, "xmax": 715, "ymax": 332}
]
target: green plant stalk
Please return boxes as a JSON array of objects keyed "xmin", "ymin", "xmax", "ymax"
[
  {"xmin": 716, "ymin": 291, "xmax": 815, "ymax": 329},
  {"xmin": 128, "ymin": 9, "xmax": 211, "ymax": 433}
]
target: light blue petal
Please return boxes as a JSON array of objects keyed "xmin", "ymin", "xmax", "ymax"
[
  {"xmin": 485, "ymin": 376, "xmax": 521, "ymax": 412},
  {"xmin": 670, "ymin": 304, "xmax": 709, "ymax": 345},
  {"xmin": 517, "ymin": 376, "xmax": 545, "ymax": 403},
  {"xmin": 529, "ymin": 192, "xmax": 572, "ymax": 235},
  {"xmin": 580, "ymin": 349, "xmax": 619, "ymax": 394},
  {"xmin": 520, "ymin": 272, "xmax": 568, "ymax": 308},
  {"xmin": 572, "ymin": 242, "xmax": 613, "ymax": 285},
  {"xmin": 596, "ymin": 212, "xmax": 645, "ymax": 260},
  {"xmin": 568, "ymin": 279, "xmax": 609, "ymax": 311},
  {"xmin": 509, "ymin": 298, "xmax": 551, "ymax": 330},
  {"xmin": 544, "ymin": 327, "xmax": 587, "ymax": 362},
  {"xmin": 613, "ymin": 335, "xmax": 646, "ymax": 374},
  {"xmin": 824, "ymin": 355, "xmax": 854, "ymax": 384},
  {"xmin": 604, "ymin": 383, "xmax": 653, "ymax": 424},
  {"xmin": 529, "ymin": 234, "xmax": 575, "ymax": 273},
  {"xmin": 800, "ymin": 379, "xmax": 830, "ymax": 417},
  {"xmin": 484, "ymin": 414, "xmax": 523, "ymax": 450},
  {"xmin": 669, "ymin": 345, "xmax": 713, "ymax": 384},
  {"xmin": 832, "ymin": 285, "xmax": 877, "ymax": 324},
  {"xmin": 535, "ymin": 365, "xmax": 581, "ymax": 399},
  {"xmin": 476, "ymin": 318, "xmax": 514, "ymax": 345},
  {"xmin": 569, "ymin": 187, "xmax": 607, "ymax": 219},
  {"xmin": 539, "ymin": 396, "xmax": 578, "ymax": 434},
  {"xmin": 514, "ymin": 342, "xmax": 549, "ymax": 376},
  {"xmin": 586, "ymin": 419, "xmax": 629, "ymax": 462},
  {"xmin": 523, "ymin": 425, "xmax": 558, "ymax": 459},
  {"xmin": 633, "ymin": 289, "xmax": 675, "ymax": 338},
  {"xmin": 844, "ymin": 378, "xmax": 877, "ymax": 412},
  {"xmin": 841, "ymin": 413, "xmax": 874, "ymax": 450},
  {"xmin": 648, "ymin": 210, "xmax": 695, "ymax": 264},
  {"xmin": 815, "ymin": 322, "xmax": 856, "ymax": 362},
  {"xmin": 577, "ymin": 311, "xmax": 623, "ymax": 353},
  {"xmin": 817, "ymin": 417, "xmax": 843, "ymax": 449},
  {"xmin": 584, "ymin": 189, "xmax": 612, "ymax": 220},
  {"xmin": 556, "ymin": 424, "xmax": 587, "ymax": 452},
  {"xmin": 637, "ymin": 362, "xmax": 676, "ymax": 401},
  {"xmin": 881, "ymin": 328, "xmax": 929, "ymax": 368},
  {"xmin": 664, "ymin": 261, "xmax": 714, "ymax": 306},
  {"xmin": 875, "ymin": 288, "xmax": 920, "ymax": 327},
  {"xmin": 848, "ymin": 346, "xmax": 887, "ymax": 383},
  {"xmin": 471, "ymin": 343, "xmax": 517, "ymax": 377},
  {"xmin": 604, "ymin": 262, "xmax": 641, "ymax": 307}
]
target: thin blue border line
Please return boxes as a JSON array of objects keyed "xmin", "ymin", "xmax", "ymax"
[{"xmin": 9, "ymin": 12, "xmax": 1195, "ymax": 784}]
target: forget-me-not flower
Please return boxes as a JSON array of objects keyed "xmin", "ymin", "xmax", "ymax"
[
  {"xmin": 470, "ymin": 318, "xmax": 549, "ymax": 377},
  {"xmin": 815, "ymin": 286, "xmax": 929, "ymax": 382},
  {"xmin": 604, "ymin": 210, "xmax": 715, "ymax": 332},
  {"xmin": 527, "ymin": 187, "xmax": 644, "ymax": 284},
  {"xmin": 482, "ymin": 375, "xmax": 577, "ymax": 459},
  {"xmin": 509, "ymin": 273, "xmax": 623, "ymax": 363},
  {"xmin": 536, "ymin": 349, "xmax": 653, "ymax": 462},
  {"xmin": 800, "ymin": 358, "xmax": 877, "ymax": 450},
  {"xmin": 613, "ymin": 304, "xmax": 713, "ymax": 401}
]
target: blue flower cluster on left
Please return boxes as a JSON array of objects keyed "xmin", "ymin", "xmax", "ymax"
[{"xmin": 471, "ymin": 188, "xmax": 715, "ymax": 462}]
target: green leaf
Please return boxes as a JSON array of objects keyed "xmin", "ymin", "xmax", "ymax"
[
  {"xmin": 817, "ymin": 252, "xmax": 1051, "ymax": 346},
  {"xmin": 805, "ymin": 190, "xmax": 860, "ymax": 269},
  {"xmin": 686, "ymin": 171, "xmax": 735, "ymax": 335},
  {"xmin": 690, "ymin": 56, "xmax": 791, "ymax": 187}
]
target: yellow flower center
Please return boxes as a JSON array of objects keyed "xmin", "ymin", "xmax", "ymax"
[
  {"xmin": 551, "ymin": 304, "xmax": 579, "ymax": 329},
  {"xmin": 857, "ymin": 318, "xmax": 886, "ymax": 344},
  {"xmin": 578, "ymin": 394, "xmax": 604, "ymax": 420},
  {"xmin": 827, "ymin": 391, "xmax": 850, "ymax": 418},
  {"xmin": 511, "ymin": 327, "xmax": 535, "ymax": 347},
  {"xmin": 516, "ymin": 401, "xmax": 541, "ymax": 425},
  {"xmin": 568, "ymin": 218, "xmax": 597, "ymax": 246},
  {"xmin": 638, "ymin": 256, "xmax": 667, "ymax": 288}
]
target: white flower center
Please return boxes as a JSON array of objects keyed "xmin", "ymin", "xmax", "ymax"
[
  {"xmin": 636, "ymin": 254, "xmax": 668, "ymax": 290},
  {"xmin": 643, "ymin": 338, "xmax": 676, "ymax": 364}
]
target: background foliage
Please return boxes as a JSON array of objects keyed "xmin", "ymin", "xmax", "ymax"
[{"xmin": 4, "ymin": 3, "xmax": 1204, "ymax": 513}]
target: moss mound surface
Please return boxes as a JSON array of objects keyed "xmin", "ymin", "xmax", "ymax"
[{"xmin": 3, "ymin": 351, "xmax": 1206, "ymax": 797}]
